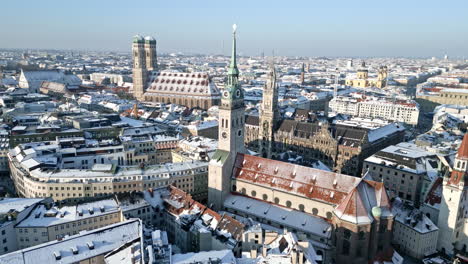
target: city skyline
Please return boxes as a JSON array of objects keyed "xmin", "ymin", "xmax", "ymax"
[{"xmin": 1, "ymin": 0, "xmax": 467, "ymax": 58}]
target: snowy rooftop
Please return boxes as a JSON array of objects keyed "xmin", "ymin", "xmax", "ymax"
[
  {"xmin": 0, "ymin": 219, "xmax": 142, "ymax": 264},
  {"xmin": 224, "ymin": 194, "xmax": 332, "ymax": 239},
  {"xmin": 16, "ymin": 199, "xmax": 119, "ymax": 228},
  {"xmin": 0, "ymin": 198, "xmax": 44, "ymax": 215}
]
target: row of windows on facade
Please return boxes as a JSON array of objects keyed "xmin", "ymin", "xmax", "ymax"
[
  {"xmin": 17, "ymin": 214, "xmax": 118, "ymax": 234},
  {"xmin": 236, "ymin": 187, "xmax": 333, "ymax": 219}
]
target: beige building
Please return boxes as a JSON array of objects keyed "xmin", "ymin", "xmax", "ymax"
[
  {"xmin": 417, "ymin": 88, "xmax": 468, "ymax": 111},
  {"xmin": 15, "ymin": 199, "xmax": 123, "ymax": 249},
  {"xmin": 8, "ymin": 140, "xmax": 209, "ymax": 202},
  {"xmin": 345, "ymin": 64, "xmax": 388, "ymax": 88}
]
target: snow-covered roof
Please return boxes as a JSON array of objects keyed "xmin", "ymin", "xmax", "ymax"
[
  {"xmin": 16, "ymin": 199, "xmax": 119, "ymax": 228},
  {"xmin": 0, "ymin": 219, "xmax": 142, "ymax": 264}
]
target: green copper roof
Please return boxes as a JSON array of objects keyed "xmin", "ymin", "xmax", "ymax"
[
  {"xmin": 227, "ymin": 26, "xmax": 239, "ymax": 76},
  {"xmin": 133, "ymin": 35, "xmax": 144, "ymax": 44},
  {"xmin": 211, "ymin": 149, "xmax": 230, "ymax": 164},
  {"xmin": 223, "ymin": 24, "xmax": 243, "ymax": 102}
]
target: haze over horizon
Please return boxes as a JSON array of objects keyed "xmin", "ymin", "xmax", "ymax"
[{"xmin": 1, "ymin": 0, "xmax": 467, "ymax": 58}]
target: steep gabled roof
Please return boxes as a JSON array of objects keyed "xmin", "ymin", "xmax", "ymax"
[
  {"xmin": 334, "ymin": 184, "xmax": 372, "ymax": 224},
  {"xmin": 457, "ymin": 134, "xmax": 468, "ymax": 160}
]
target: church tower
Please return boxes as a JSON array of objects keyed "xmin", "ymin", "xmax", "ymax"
[
  {"xmin": 299, "ymin": 63, "xmax": 305, "ymax": 84},
  {"xmin": 208, "ymin": 24, "xmax": 245, "ymax": 210},
  {"xmin": 132, "ymin": 35, "xmax": 147, "ymax": 100},
  {"xmin": 438, "ymin": 134, "xmax": 468, "ymax": 255},
  {"xmin": 259, "ymin": 63, "xmax": 280, "ymax": 158},
  {"xmin": 144, "ymin": 36, "xmax": 157, "ymax": 71}
]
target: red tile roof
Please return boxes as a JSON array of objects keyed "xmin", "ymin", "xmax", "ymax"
[
  {"xmin": 233, "ymin": 153, "xmax": 361, "ymax": 206},
  {"xmin": 424, "ymin": 177, "xmax": 442, "ymax": 206},
  {"xmin": 233, "ymin": 154, "xmax": 392, "ymax": 224},
  {"xmin": 457, "ymin": 134, "xmax": 468, "ymax": 160}
]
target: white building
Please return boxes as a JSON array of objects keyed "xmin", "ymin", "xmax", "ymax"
[
  {"xmin": 18, "ymin": 69, "xmax": 81, "ymax": 93},
  {"xmin": 329, "ymin": 94, "xmax": 420, "ymax": 125},
  {"xmin": 0, "ymin": 198, "xmax": 47, "ymax": 255},
  {"xmin": 437, "ymin": 134, "xmax": 468, "ymax": 256},
  {"xmin": 392, "ymin": 199, "xmax": 438, "ymax": 259}
]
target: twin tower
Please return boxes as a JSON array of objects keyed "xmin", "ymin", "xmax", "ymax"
[{"xmin": 132, "ymin": 35, "xmax": 158, "ymax": 99}]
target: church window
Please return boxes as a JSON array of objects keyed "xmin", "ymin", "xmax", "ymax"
[
  {"xmin": 343, "ymin": 229, "xmax": 351, "ymax": 239},
  {"xmin": 286, "ymin": 201, "xmax": 292, "ymax": 208},
  {"xmin": 241, "ymin": 188, "xmax": 246, "ymax": 194},
  {"xmin": 251, "ymin": 190, "xmax": 256, "ymax": 197},
  {"xmin": 326, "ymin": 212, "xmax": 333, "ymax": 219},
  {"xmin": 262, "ymin": 194, "xmax": 268, "ymax": 201},
  {"xmin": 232, "ymin": 185, "xmax": 237, "ymax": 192},
  {"xmin": 274, "ymin": 197, "xmax": 279, "ymax": 204},
  {"xmin": 238, "ymin": 130, "xmax": 242, "ymax": 137}
]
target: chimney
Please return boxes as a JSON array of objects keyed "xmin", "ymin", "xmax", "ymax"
[
  {"xmin": 291, "ymin": 249, "xmax": 297, "ymax": 264},
  {"xmin": 298, "ymin": 249, "xmax": 304, "ymax": 264},
  {"xmin": 250, "ymin": 245, "xmax": 257, "ymax": 259}
]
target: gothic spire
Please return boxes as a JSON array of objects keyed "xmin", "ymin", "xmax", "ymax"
[{"xmin": 227, "ymin": 24, "xmax": 239, "ymax": 78}]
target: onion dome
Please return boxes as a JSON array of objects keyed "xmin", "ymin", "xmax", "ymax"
[
  {"xmin": 133, "ymin": 35, "xmax": 144, "ymax": 44},
  {"xmin": 144, "ymin": 36, "xmax": 156, "ymax": 44}
]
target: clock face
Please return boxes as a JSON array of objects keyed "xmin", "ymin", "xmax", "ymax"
[
  {"xmin": 223, "ymin": 91, "xmax": 229, "ymax": 98},
  {"xmin": 222, "ymin": 132, "xmax": 228, "ymax": 139}
]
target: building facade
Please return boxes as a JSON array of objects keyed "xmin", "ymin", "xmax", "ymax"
[
  {"xmin": 363, "ymin": 142, "xmax": 441, "ymax": 207},
  {"xmin": 329, "ymin": 95, "xmax": 420, "ymax": 125},
  {"xmin": 8, "ymin": 139, "xmax": 208, "ymax": 202}
]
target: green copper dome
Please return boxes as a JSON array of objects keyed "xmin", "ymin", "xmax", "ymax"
[
  {"xmin": 144, "ymin": 36, "xmax": 156, "ymax": 44},
  {"xmin": 133, "ymin": 35, "xmax": 144, "ymax": 44}
]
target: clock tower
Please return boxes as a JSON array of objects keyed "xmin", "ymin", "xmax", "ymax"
[
  {"xmin": 259, "ymin": 63, "xmax": 280, "ymax": 158},
  {"xmin": 208, "ymin": 24, "xmax": 245, "ymax": 210}
]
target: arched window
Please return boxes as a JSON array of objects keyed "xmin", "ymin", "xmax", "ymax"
[
  {"xmin": 232, "ymin": 185, "xmax": 237, "ymax": 192},
  {"xmin": 241, "ymin": 188, "xmax": 246, "ymax": 194},
  {"xmin": 326, "ymin": 212, "xmax": 333, "ymax": 220},
  {"xmin": 274, "ymin": 197, "xmax": 279, "ymax": 204},
  {"xmin": 312, "ymin": 208, "xmax": 318, "ymax": 215},
  {"xmin": 262, "ymin": 194, "xmax": 268, "ymax": 201},
  {"xmin": 286, "ymin": 201, "xmax": 292, "ymax": 208},
  {"xmin": 298, "ymin": 204, "xmax": 305, "ymax": 212},
  {"xmin": 251, "ymin": 190, "xmax": 256, "ymax": 197}
]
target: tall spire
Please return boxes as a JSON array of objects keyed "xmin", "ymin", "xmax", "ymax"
[{"xmin": 228, "ymin": 24, "xmax": 239, "ymax": 78}]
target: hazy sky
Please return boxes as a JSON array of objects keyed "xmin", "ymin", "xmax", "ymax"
[{"xmin": 1, "ymin": 0, "xmax": 467, "ymax": 57}]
